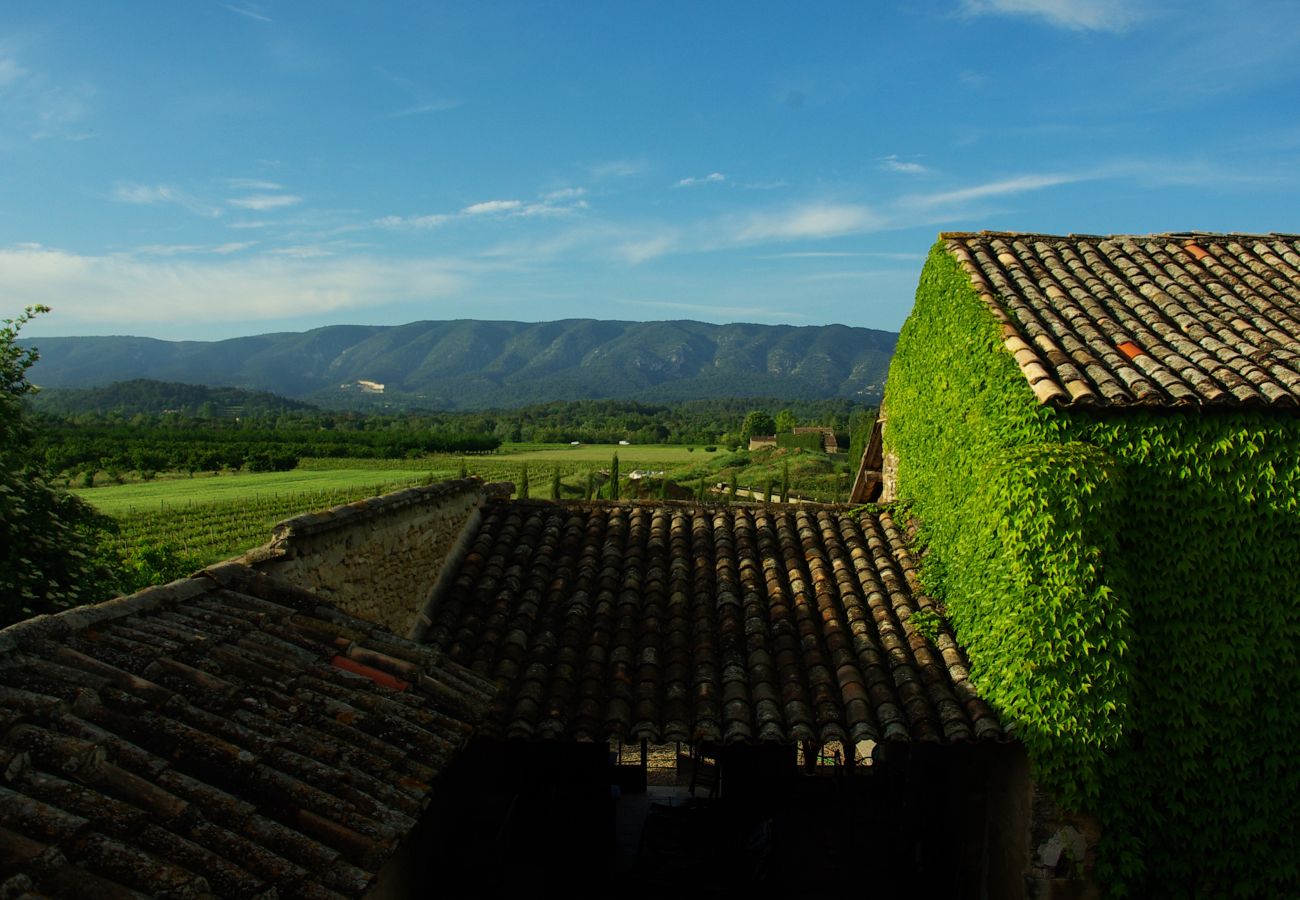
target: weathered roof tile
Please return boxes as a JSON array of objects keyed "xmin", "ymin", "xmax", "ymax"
[
  {"xmin": 0, "ymin": 566, "xmax": 493, "ymax": 898},
  {"xmin": 427, "ymin": 500, "xmax": 1004, "ymax": 747},
  {"xmin": 944, "ymin": 231, "xmax": 1300, "ymax": 408}
]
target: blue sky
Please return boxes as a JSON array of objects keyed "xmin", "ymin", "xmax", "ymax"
[{"xmin": 6, "ymin": 1, "xmax": 1300, "ymax": 340}]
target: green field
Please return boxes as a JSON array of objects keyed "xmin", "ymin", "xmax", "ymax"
[
  {"xmin": 495, "ymin": 443, "xmax": 714, "ymax": 463},
  {"xmin": 73, "ymin": 442, "xmax": 851, "ymax": 571},
  {"xmin": 73, "ymin": 468, "xmax": 439, "ymax": 516}
]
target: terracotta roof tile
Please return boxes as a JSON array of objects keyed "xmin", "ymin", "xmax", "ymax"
[
  {"xmin": 0, "ymin": 564, "xmax": 493, "ymax": 898},
  {"xmin": 426, "ymin": 500, "xmax": 1003, "ymax": 747},
  {"xmin": 944, "ymin": 231, "xmax": 1300, "ymax": 408}
]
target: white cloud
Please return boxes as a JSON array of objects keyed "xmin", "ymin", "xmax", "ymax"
[
  {"xmin": 383, "ymin": 100, "xmax": 461, "ymax": 118},
  {"xmin": 960, "ymin": 0, "xmax": 1141, "ymax": 32},
  {"xmin": 0, "ymin": 245, "xmax": 462, "ymax": 325},
  {"xmin": 222, "ymin": 3, "xmax": 272, "ymax": 23},
  {"xmin": 616, "ymin": 233, "xmax": 680, "ymax": 265},
  {"xmin": 618, "ymin": 299, "xmax": 806, "ymax": 320},
  {"xmin": 879, "ymin": 155, "xmax": 931, "ymax": 175},
  {"xmin": 113, "ymin": 183, "xmax": 181, "ymax": 205},
  {"xmin": 462, "ymin": 199, "xmax": 523, "ymax": 216},
  {"xmin": 516, "ymin": 199, "xmax": 588, "ymax": 218},
  {"xmin": 0, "ymin": 50, "xmax": 96, "ymax": 141},
  {"xmin": 676, "ymin": 172, "xmax": 726, "ymax": 188},
  {"xmin": 378, "ymin": 195, "xmax": 588, "ymax": 229},
  {"xmin": 112, "ymin": 182, "xmax": 221, "ymax": 217},
  {"xmin": 0, "ymin": 55, "xmax": 26, "ymax": 88},
  {"xmin": 589, "ymin": 159, "xmax": 648, "ymax": 179},
  {"xmin": 729, "ymin": 203, "xmax": 884, "ymax": 243},
  {"xmin": 131, "ymin": 241, "xmax": 255, "ymax": 256},
  {"xmin": 544, "ymin": 187, "xmax": 586, "ymax": 201},
  {"xmin": 374, "ymin": 213, "xmax": 450, "ymax": 229},
  {"xmin": 902, "ymin": 172, "xmax": 1086, "ymax": 208},
  {"xmin": 228, "ymin": 194, "xmax": 302, "ymax": 211},
  {"xmin": 225, "ymin": 178, "xmax": 283, "ymax": 191}
]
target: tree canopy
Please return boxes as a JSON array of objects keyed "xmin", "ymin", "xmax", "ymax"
[{"xmin": 2, "ymin": 307, "xmax": 117, "ymax": 626}]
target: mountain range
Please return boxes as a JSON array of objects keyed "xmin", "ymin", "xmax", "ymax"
[{"xmin": 24, "ymin": 319, "xmax": 897, "ymax": 410}]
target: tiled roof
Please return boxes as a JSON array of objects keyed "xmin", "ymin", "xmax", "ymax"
[
  {"xmin": 0, "ymin": 563, "xmax": 493, "ymax": 899},
  {"xmin": 944, "ymin": 231, "xmax": 1300, "ymax": 408},
  {"xmin": 424, "ymin": 500, "xmax": 1003, "ymax": 748}
]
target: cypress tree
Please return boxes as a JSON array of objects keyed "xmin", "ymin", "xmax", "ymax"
[
  {"xmin": 729, "ymin": 472, "xmax": 737, "ymax": 503},
  {"xmin": 551, "ymin": 467, "xmax": 561, "ymax": 500},
  {"xmin": 585, "ymin": 469, "xmax": 594, "ymax": 500},
  {"xmin": 610, "ymin": 452, "xmax": 620, "ymax": 501},
  {"xmin": 765, "ymin": 479, "xmax": 774, "ymax": 504},
  {"xmin": 519, "ymin": 463, "xmax": 530, "ymax": 499},
  {"xmin": 781, "ymin": 460, "xmax": 790, "ymax": 502},
  {"xmin": 458, "ymin": 458, "xmax": 467, "ymax": 479}
]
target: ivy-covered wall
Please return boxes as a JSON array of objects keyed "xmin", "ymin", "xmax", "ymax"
[{"xmin": 884, "ymin": 242, "xmax": 1300, "ymax": 897}]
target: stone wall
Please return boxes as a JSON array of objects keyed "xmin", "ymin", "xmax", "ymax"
[{"xmin": 241, "ymin": 478, "xmax": 494, "ymax": 638}]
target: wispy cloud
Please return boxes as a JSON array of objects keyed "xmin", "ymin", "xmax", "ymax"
[
  {"xmin": 131, "ymin": 241, "xmax": 256, "ymax": 256},
  {"xmin": 616, "ymin": 233, "xmax": 680, "ymax": 265},
  {"xmin": 383, "ymin": 100, "xmax": 461, "ymax": 118},
  {"xmin": 879, "ymin": 155, "xmax": 931, "ymax": 175},
  {"xmin": 0, "ymin": 55, "xmax": 25, "ymax": 89},
  {"xmin": 901, "ymin": 172, "xmax": 1087, "ymax": 208},
  {"xmin": 0, "ymin": 49, "xmax": 96, "ymax": 141},
  {"xmin": 2, "ymin": 244, "xmax": 462, "ymax": 325},
  {"xmin": 462, "ymin": 199, "xmax": 523, "ymax": 216},
  {"xmin": 374, "ymin": 66, "xmax": 461, "ymax": 118},
  {"xmin": 729, "ymin": 203, "xmax": 884, "ymax": 243},
  {"xmin": 374, "ymin": 213, "xmax": 450, "ymax": 229},
  {"xmin": 544, "ymin": 187, "xmax": 586, "ymax": 201},
  {"xmin": 112, "ymin": 182, "xmax": 221, "ymax": 217},
  {"xmin": 228, "ymin": 194, "xmax": 303, "ymax": 211},
  {"xmin": 589, "ymin": 159, "xmax": 648, "ymax": 180},
  {"xmin": 222, "ymin": 3, "xmax": 273, "ymax": 23},
  {"xmin": 225, "ymin": 177, "xmax": 283, "ymax": 191},
  {"xmin": 377, "ymin": 193, "xmax": 588, "ymax": 230},
  {"xmin": 676, "ymin": 172, "xmax": 726, "ymax": 188},
  {"xmin": 959, "ymin": 0, "xmax": 1142, "ymax": 32},
  {"xmin": 619, "ymin": 298, "xmax": 807, "ymax": 320}
]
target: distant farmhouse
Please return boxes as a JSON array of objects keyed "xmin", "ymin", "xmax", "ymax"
[{"xmin": 856, "ymin": 231, "xmax": 1300, "ymax": 896}]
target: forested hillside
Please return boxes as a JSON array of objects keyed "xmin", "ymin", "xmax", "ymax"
[{"xmin": 25, "ymin": 319, "xmax": 896, "ymax": 409}]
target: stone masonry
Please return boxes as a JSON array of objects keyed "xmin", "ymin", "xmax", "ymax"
[{"xmin": 241, "ymin": 478, "xmax": 493, "ymax": 637}]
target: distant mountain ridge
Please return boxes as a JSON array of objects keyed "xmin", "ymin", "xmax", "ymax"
[{"xmin": 24, "ymin": 318, "xmax": 897, "ymax": 410}]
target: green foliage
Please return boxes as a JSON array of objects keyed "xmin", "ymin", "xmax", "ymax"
[
  {"xmin": 781, "ymin": 460, "xmax": 790, "ymax": 501},
  {"xmin": 1, "ymin": 307, "xmax": 121, "ymax": 626},
  {"xmin": 774, "ymin": 408, "xmax": 797, "ymax": 433},
  {"xmin": 116, "ymin": 541, "xmax": 205, "ymax": 594},
  {"xmin": 518, "ymin": 463, "xmax": 529, "ymax": 499},
  {"xmin": 609, "ymin": 452, "xmax": 620, "ymax": 500},
  {"xmin": 550, "ymin": 467, "xmax": 561, "ymax": 500},
  {"xmin": 741, "ymin": 410, "xmax": 776, "ymax": 442},
  {"xmin": 907, "ymin": 607, "xmax": 942, "ymax": 643},
  {"xmin": 884, "ymin": 242, "xmax": 1300, "ymax": 896},
  {"xmin": 775, "ymin": 431, "xmax": 824, "ymax": 451}
]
